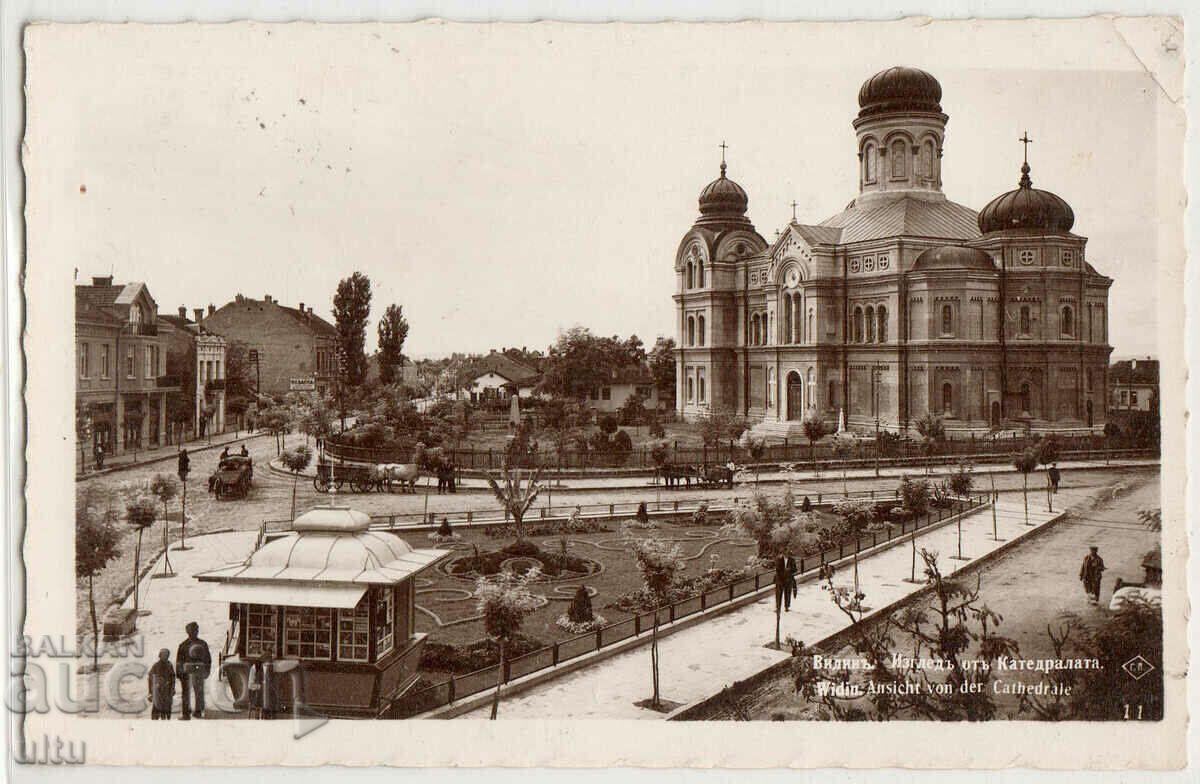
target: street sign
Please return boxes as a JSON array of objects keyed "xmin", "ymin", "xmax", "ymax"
[{"xmin": 290, "ymin": 377, "xmax": 316, "ymax": 392}]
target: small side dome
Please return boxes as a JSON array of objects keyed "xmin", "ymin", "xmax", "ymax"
[
  {"xmin": 698, "ymin": 161, "xmax": 749, "ymax": 217},
  {"xmin": 858, "ymin": 66, "xmax": 943, "ymax": 119},
  {"xmin": 978, "ymin": 163, "xmax": 1074, "ymax": 234},
  {"xmin": 912, "ymin": 245, "xmax": 996, "ymax": 272}
]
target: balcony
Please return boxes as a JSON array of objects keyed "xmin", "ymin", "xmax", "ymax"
[{"xmin": 156, "ymin": 375, "xmax": 181, "ymax": 389}]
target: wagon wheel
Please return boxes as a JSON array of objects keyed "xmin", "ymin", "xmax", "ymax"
[
  {"xmin": 313, "ymin": 474, "xmax": 330, "ymax": 493},
  {"xmin": 349, "ymin": 477, "xmax": 369, "ymax": 494},
  {"xmin": 333, "ymin": 478, "xmax": 345, "ymax": 490}
]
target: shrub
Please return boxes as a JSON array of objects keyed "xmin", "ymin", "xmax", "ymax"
[
  {"xmin": 566, "ymin": 585, "xmax": 595, "ymax": 623},
  {"xmin": 437, "ymin": 517, "xmax": 453, "ymax": 537},
  {"xmin": 419, "ymin": 633, "xmax": 549, "ymax": 674},
  {"xmin": 501, "ymin": 539, "xmax": 541, "ymax": 558},
  {"xmin": 800, "ymin": 496, "xmax": 813, "ymax": 513},
  {"xmin": 648, "ymin": 415, "xmax": 665, "ymax": 439},
  {"xmin": 599, "ymin": 415, "xmax": 619, "ymax": 435},
  {"xmin": 899, "ymin": 475, "xmax": 931, "ymax": 517},
  {"xmin": 692, "ymin": 502, "xmax": 709, "ymax": 526},
  {"xmin": 613, "ymin": 429, "xmax": 633, "ymax": 453},
  {"xmin": 635, "ymin": 502, "xmax": 649, "ymax": 524}
]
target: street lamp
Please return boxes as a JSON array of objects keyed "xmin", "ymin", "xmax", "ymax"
[{"xmin": 872, "ymin": 364, "xmax": 882, "ymax": 477}]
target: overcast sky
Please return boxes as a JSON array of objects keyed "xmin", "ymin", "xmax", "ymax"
[{"xmin": 31, "ymin": 19, "xmax": 1179, "ymax": 359}]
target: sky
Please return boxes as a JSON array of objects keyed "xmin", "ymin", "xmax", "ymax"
[{"xmin": 31, "ymin": 19, "xmax": 1181, "ymax": 360}]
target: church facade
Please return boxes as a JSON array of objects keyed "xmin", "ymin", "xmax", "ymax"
[{"xmin": 674, "ymin": 66, "xmax": 1113, "ymax": 436}]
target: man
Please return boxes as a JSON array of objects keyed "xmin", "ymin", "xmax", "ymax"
[
  {"xmin": 774, "ymin": 552, "xmax": 798, "ymax": 612},
  {"xmin": 146, "ymin": 648, "xmax": 175, "ymax": 720},
  {"xmin": 93, "ymin": 442, "xmax": 105, "ymax": 471},
  {"xmin": 1048, "ymin": 462, "xmax": 1061, "ymax": 494},
  {"xmin": 177, "ymin": 447, "xmax": 190, "ymax": 478},
  {"xmin": 239, "ymin": 444, "xmax": 249, "ymax": 457},
  {"xmin": 176, "ymin": 621, "xmax": 211, "ymax": 720},
  {"xmin": 1079, "ymin": 545, "xmax": 1106, "ymax": 604},
  {"xmin": 220, "ymin": 446, "xmax": 230, "ymax": 460}
]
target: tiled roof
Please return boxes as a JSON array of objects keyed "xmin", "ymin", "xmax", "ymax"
[
  {"xmin": 790, "ymin": 224, "xmax": 843, "ymax": 246},
  {"xmin": 818, "ymin": 196, "xmax": 980, "ymax": 244},
  {"xmin": 1110, "ymin": 359, "xmax": 1158, "ymax": 385},
  {"xmin": 472, "ymin": 351, "xmax": 538, "ymax": 384},
  {"xmin": 279, "ymin": 305, "xmax": 337, "ymax": 335}
]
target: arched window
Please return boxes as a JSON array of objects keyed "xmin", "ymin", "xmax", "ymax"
[
  {"xmin": 1021, "ymin": 382, "xmax": 1032, "ymax": 414},
  {"xmin": 782, "ymin": 294, "xmax": 792, "ymax": 344},
  {"xmin": 687, "ymin": 376, "xmax": 694, "ymax": 402},
  {"xmin": 891, "ymin": 139, "xmax": 907, "ymax": 178},
  {"xmin": 1087, "ymin": 304, "xmax": 1093, "ymax": 342},
  {"xmin": 807, "ymin": 309, "xmax": 814, "ymax": 343},
  {"xmin": 863, "ymin": 142, "xmax": 876, "ymax": 182},
  {"xmin": 687, "ymin": 316, "xmax": 695, "ymax": 346},
  {"xmin": 751, "ymin": 314, "xmax": 760, "ymax": 346},
  {"xmin": 865, "ymin": 306, "xmax": 876, "ymax": 343},
  {"xmin": 1020, "ymin": 306, "xmax": 1031, "ymax": 335},
  {"xmin": 698, "ymin": 373, "xmax": 706, "ymax": 403},
  {"xmin": 697, "ymin": 262, "xmax": 704, "ymax": 288},
  {"xmin": 1061, "ymin": 306, "xmax": 1073, "ymax": 337},
  {"xmin": 828, "ymin": 380, "xmax": 836, "ymax": 409},
  {"xmin": 769, "ymin": 313, "xmax": 774, "ymax": 344},
  {"xmin": 697, "ymin": 315, "xmax": 706, "ymax": 347},
  {"xmin": 942, "ymin": 304, "xmax": 954, "ymax": 336},
  {"xmin": 686, "ymin": 262, "xmax": 693, "ymax": 289},
  {"xmin": 877, "ymin": 306, "xmax": 888, "ymax": 343},
  {"xmin": 942, "ymin": 383, "xmax": 953, "ymax": 414},
  {"xmin": 853, "ymin": 307, "xmax": 864, "ymax": 343},
  {"xmin": 807, "ymin": 368, "xmax": 815, "ymax": 410},
  {"xmin": 766, "ymin": 367, "xmax": 775, "ymax": 409},
  {"xmin": 923, "ymin": 140, "xmax": 935, "ymax": 178}
]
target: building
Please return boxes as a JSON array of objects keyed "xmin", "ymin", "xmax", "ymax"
[
  {"xmin": 160, "ymin": 306, "xmax": 229, "ymax": 438},
  {"xmin": 1109, "ymin": 357, "xmax": 1158, "ymax": 413},
  {"xmin": 201, "ymin": 294, "xmax": 339, "ymax": 399},
  {"xmin": 75, "ymin": 276, "xmax": 181, "ymax": 456},
  {"xmin": 585, "ymin": 366, "xmax": 663, "ymax": 414},
  {"xmin": 196, "ymin": 503, "xmax": 448, "ymax": 719},
  {"xmin": 465, "ymin": 351, "xmax": 540, "ymax": 402},
  {"xmin": 673, "ymin": 66, "xmax": 1113, "ymax": 437}
]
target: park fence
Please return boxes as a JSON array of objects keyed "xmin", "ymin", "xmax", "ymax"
[
  {"xmin": 387, "ymin": 494, "xmax": 992, "ymax": 718},
  {"xmin": 322, "ymin": 434, "xmax": 1156, "ymax": 473}
]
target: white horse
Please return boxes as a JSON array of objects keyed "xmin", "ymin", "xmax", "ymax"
[{"xmin": 373, "ymin": 463, "xmax": 422, "ymax": 493}]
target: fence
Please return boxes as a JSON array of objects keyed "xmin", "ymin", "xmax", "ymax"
[
  {"xmin": 388, "ymin": 494, "xmax": 991, "ymax": 718},
  {"xmin": 262, "ymin": 486, "xmax": 906, "ymax": 536},
  {"xmin": 323, "ymin": 434, "xmax": 1157, "ymax": 473}
]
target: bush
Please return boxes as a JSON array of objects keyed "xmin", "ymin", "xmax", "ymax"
[
  {"xmin": 567, "ymin": 585, "xmax": 594, "ymax": 623},
  {"xmin": 419, "ymin": 633, "xmax": 549, "ymax": 674},
  {"xmin": 437, "ymin": 517, "xmax": 453, "ymax": 537},
  {"xmin": 599, "ymin": 415, "xmax": 618, "ymax": 435},
  {"xmin": 899, "ymin": 475, "xmax": 931, "ymax": 517},
  {"xmin": 501, "ymin": 539, "xmax": 541, "ymax": 558},
  {"xmin": 692, "ymin": 502, "xmax": 709, "ymax": 526},
  {"xmin": 800, "ymin": 496, "xmax": 812, "ymax": 513},
  {"xmin": 635, "ymin": 501, "xmax": 649, "ymax": 524},
  {"xmin": 648, "ymin": 414, "xmax": 665, "ymax": 439},
  {"xmin": 613, "ymin": 429, "xmax": 633, "ymax": 453}
]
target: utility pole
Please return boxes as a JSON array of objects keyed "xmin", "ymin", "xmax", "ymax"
[{"xmin": 872, "ymin": 364, "xmax": 882, "ymax": 477}]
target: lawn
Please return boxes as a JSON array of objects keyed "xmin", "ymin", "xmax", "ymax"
[
  {"xmin": 447, "ymin": 419, "xmax": 712, "ymax": 453},
  {"xmin": 397, "ymin": 507, "xmax": 842, "ymax": 675}
]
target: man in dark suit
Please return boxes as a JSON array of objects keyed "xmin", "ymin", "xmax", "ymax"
[
  {"xmin": 775, "ymin": 553, "xmax": 798, "ymax": 612},
  {"xmin": 176, "ymin": 621, "xmax": 211, "ymax": 720}
]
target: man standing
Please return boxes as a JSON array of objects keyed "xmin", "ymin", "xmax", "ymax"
[
  {"xmin": 774, "ymin": 553, "xmax": 797, "ymax": 612},
  {"xmin": 1079, "ymin": 545, "xmax": 1105, "ymax": 603},
  {"xmin": 93, "ymin": 441, "xmax": 105, "ymax": 471},
  {"xmin": 1048, "ymin": 462, "xmax": 1061, "ymax": 494},
  {"xmin": 176, "ymin": 621, "xmax": 211, "ymax": 720},
  {"xmin": 177, "ymin": 447, "xmax": 190, "ymax": 478},
  {"xmin": 147, "ymin": 648, "xmax": 175, "ymax": 720}
]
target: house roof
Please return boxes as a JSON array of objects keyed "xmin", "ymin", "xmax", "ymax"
[
  {"xmin": 471, "ymin": 351, "xmax": 539, "ymax": 384},
  {"xmin": 279, "ymin": 304, "xmax": 337, "ymax": 335},
  {"xmin": 816, "ymin": 195, "xmax": 981, "ymax": 244},
  {"xmin": 1110, "ymin": 359, "xmax": 1158, "ymax": 385}
]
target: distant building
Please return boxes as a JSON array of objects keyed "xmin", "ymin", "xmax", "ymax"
[
  {"xmin": 586, "ymin": 366, "xmax": 663, "ymax": 414},
  {"xmin": 201, "ymin": 294, "xmax": 338, "ymax": 399},
  {"xmin": 160, "ymin": 306, "xmax": 229, "ymax": 438},
  {"xmin": 465, "ymin": 351, "xmax": 540, "ymax": 402},
  {"xmin": 1109, "ymin": 358, "xmax": 1158, "ymax": 412},
  {"xmin": 75, "ymin": 276, "xmax": 181, "ymax": 456}
]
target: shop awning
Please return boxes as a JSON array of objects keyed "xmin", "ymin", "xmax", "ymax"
[{"xmin": 204, "ymin": 581, "xmax": 367, "ymax": 609}]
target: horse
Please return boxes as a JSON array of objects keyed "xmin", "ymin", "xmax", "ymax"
[
  {"xmin": 661, "ymin": 463, "xmax": 699, "ymax": 489},
  {"xmin": 372, "ymin": 463, "xmax": 423, "ymax": 494}
]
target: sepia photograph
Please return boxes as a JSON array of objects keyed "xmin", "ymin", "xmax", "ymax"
[{"xmin": 15, "ymin": 15, "xmax": 1188, "ymax": 769}]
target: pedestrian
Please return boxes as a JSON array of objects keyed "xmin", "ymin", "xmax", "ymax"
[
  {"xmin": 1079, "ymin": 545, "xmax": 1105, "ymax": 603},
  {"xmin": 220, "ymin": 446, "xmax": 230, "ymax": 460},
  {"xmin": 240, "ymin": 444, "xmax": 248, "ymax": 457},
  {"xmin": 448, "ymin": 462, "xmax": 457, "ymax": 494},
  {"xmin": 93, "ymin": 442, "xmax": 105, "ymax": 471},
  {"xmin": 176, "ymin": 621, "xmax": 211, "ymax": 720},
  {"xmin": 774, "ymin": 553, "xmax": 797, "ymax": 612},
  {"xmin": 177, "ymin": 447, "xmax": 190, "ymax": 478},
  {"xmin": 146, "ymin": 648, "xmax": 175, "ymax": 720},
  {"xmin": 1048, "ymin": 462, "xmax": 1061, "ymax": 494}
]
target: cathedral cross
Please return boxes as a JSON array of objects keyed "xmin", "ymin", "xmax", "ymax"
[
  {"xmin": 1019, "ymin": 131, "xmax": 1033, "ymax": 164},
  {"xmin": 719, "ymin": 140, "xmax": 728, "ymax": 163}
]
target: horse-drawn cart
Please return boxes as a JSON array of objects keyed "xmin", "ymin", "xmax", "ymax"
[
  {"xmin": 210, "ymin": 455, "xmax": 253, "ymax": 499},
  {"xmin": 312, "ymin": 458, "xmax": 376, "ymax": 493}
]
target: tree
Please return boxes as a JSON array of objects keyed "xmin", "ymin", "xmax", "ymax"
[
  {"xmin": 802, "ymin": 411, "xmax": 829, "ymax": 473},
  {"xmin": 833, "ymin": 497, "xmax": 877, "ymax": 610},
  {"xmin": 724, "ymin": 489, "xmax": 796, "ymax": 558},
  {"xmin": 648, "ymin": 337, "xmax": 677, "ymax": 408},
  {"xmin": 831, "ymin": 431, "xmax": 858, "ymax": 497},
  {"xmin": 567, "ymin": 585, "xmax": 595, "ymax": 624},
  {"xmin": 699, "ymin": 407, "xmax": 747, "ymax": 449},
  {"xmin": 123, "ymin": 482, "xmax": 158, "ymax": 618},
  {"xmin": 948, "ymin": 461, "xmax": 974, "ymax": 499},
  {"xmin": 626, "ymin": 533, "xmax": 684, "ymax": 711},
  {"xmin": 624, "ymin": 334, "xmax": 647, "ymax": 365},
  {"xmin": 914, "ymin": 412, "xmax": 945, "ymax": 474},
  {"xmin": 739, "ymin": 432, "xmax": 768, "ymax": 484},
  {"xmin": 475, "ymin": 568, "xmax": 541, "ymax": 720},
  {"xmin": 333, "ymin": 271, "xmax": 373, "ymax": 387},
  {"xmin": 148, "ymin": 474, "xmax": 178, "ymax": 577},
  {"xmin": 485, "ymin": 462, "xmax": 543, "ymax": 541},
  {"xmin": 1013, "ymin": 449, "xmax": 1039, "ymax": 526},
  {"xmin": 538, "ymin": 327, "xmax": 616, "ymax": 401},
  {"xmin": 259, "ymin": 406, "xmax": 292, "ymax": 454},
  {"xmin": 77, "ymin": 487, "xmax": 121, "ymax": 674},
  {"xmin": 619, "ymin": 390, "xmax": 647, "ymax": 431},
  {"xmin": 899, "ymin": 475, "xmax": 932, "ymax": 583},
  {"xmin": 1035, "ymin": 436, "xmax": 1060, "ymax": 511},
  {"xmin": 767, "ymin": 514, "xmax": 821, "ymax": 647},
  {"xmin": 377, "ymin": 304, "xmax": 410, "ymax": 385},
  {"xmin": 281, "ymin": 445, "xmax": 314, "ymax": 521}
]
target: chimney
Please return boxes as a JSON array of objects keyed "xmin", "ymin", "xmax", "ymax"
[
  {"xmin": 178, "ymin": 306, "xmax": 187, "ymax": 319},
  {"xmin": 194, "ymin": 308, "xmax": 204, "ymax": 324},
  {"xmin": 1131, "ymin": 359, "xmax": 1138, "ymax": 371},
  {"xmin": 208, "ymin": 304, "xmax": 215, "ymax": 317},
  {"xmin": 264, "ymin": 294, "xmax": 272, "ymax": 304},
  {"xmin": 235, "ymin": 293, "xmax": 244, "ymax": 303},
  {"xmin": 299, "ymin": 302, "xmax": 305, "ymax": 314},
  {"xmin": 92, "ymin": 275, "xmax": 113, "ymax": 286}
]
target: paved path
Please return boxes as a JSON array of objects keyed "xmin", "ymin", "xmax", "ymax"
[
  {"xmin": 77, "ymin": 430, "xmax": 267, "ymax": 480},
  {"xmin": 454, "ymin": 494, "xmax": 1078, "ymax": 720}
]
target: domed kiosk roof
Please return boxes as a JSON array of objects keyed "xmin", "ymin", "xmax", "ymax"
[
  {"xmin": 196, "ymin": 502, "xmax": 449, "ymax": 608},
  {"xmin": 857, "ymin": 66, "xmax": 943, "ymax": 119},
  {"xmin": 912, "ymin": 245, "xmax": 996, "ymax": 272},
  {"xmin": 978, "ymin": 163, "xmax": 1075, "ymax": 234}
]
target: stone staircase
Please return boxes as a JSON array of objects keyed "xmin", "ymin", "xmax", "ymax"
[{"xmin": 748, "ymin": 419, "xmax": 808, "ymax": 440}]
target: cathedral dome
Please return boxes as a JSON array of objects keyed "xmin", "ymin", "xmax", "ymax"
[
  {"xmin": 912, "ymin": 245, "xmax": 995, "ymax": 272},
  {"xmin": 977, "ymin": 163, "xmax": 1075, "ymax": 234},
  {"xmin": 857, "ymin": 66, "xmax": 943, "ymax": 119},
  {"xmin": 698, "ymin": 161, "xmax": 749, "ymax": 217}
]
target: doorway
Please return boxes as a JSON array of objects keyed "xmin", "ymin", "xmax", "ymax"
[
  {"xmin": 787, "ymin": 372, "xmax": 803, "ymax": 420},
  {"xmin": 990, "ymin": 401, "xmax": 1001, "ymax": 428}
]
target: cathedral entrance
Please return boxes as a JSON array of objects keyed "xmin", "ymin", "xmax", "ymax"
[
  {"xmin": 787, "ymin": 372, "xmax": 803, "ymax": 420},
  {"xmin": 990, "ymin": 401, "xmax": 1001, "ymax": 428}
]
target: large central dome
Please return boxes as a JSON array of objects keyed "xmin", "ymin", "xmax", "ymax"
[
  {"xmin": 698, "ymin": 161, "xmax": 749, "ymax": 217},
  {"xmin": 857, "ymin": 66, "xmax": 943, "ymax": 119}
]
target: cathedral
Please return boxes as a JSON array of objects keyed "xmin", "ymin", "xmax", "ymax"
[{"xmin": 673, "ymin": 66, "xmax": 1113, "ymax": 437}]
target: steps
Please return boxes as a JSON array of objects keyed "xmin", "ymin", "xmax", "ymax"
[{"xmin": 748, "ymin": 420, "xmax": 808, "ymax": 440}]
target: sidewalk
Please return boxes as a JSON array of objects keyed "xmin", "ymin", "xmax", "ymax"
[
  {"xmin": 76, "ymin": 430, "xmax": 267, "ymax": 481},
  {"xmin": 269, "ymin": 454, "xmax": 1159, "ymax": 493},
  {"xmin": 448, "ymin": 493, "xmax": 1076, "ymax": 719}
]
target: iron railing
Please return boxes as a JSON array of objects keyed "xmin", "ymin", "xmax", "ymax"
[{"xmin": 389, "ymin": 494, "xmax": 991, "ymax": 718}]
